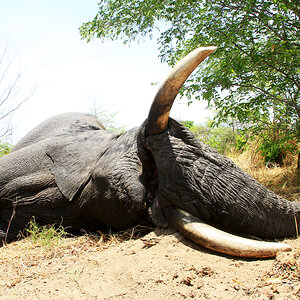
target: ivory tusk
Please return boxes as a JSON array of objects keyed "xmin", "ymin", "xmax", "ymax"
[
  {"xmin": 147, "ymin": 46, "xmax": 217, "ymax": 135},
  {"xmin": 164, "ymin": 206, "xmax": 292, "ymax": 258}
]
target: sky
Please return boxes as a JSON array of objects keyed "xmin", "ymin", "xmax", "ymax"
[{"xmin": 0, "ymin": 0, "xmax": 213, "ymax": 143}]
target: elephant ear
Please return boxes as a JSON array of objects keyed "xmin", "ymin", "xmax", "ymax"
[{"xmin": 47, "ymin": 130, "xmax": 119, "ymax": 201}]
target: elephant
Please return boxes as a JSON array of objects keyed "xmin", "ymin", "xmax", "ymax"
[{"xmin": 0, "ymin": 47, "xmax": 299, "ymax": 258}]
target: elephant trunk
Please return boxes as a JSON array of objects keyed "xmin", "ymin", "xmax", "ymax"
[{"xmin": 200, "ymin": 159, "xmax": 300, "ymax": 240}]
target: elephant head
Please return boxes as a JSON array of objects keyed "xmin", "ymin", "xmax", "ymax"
[{"xmin": 138, "ymin": 47, "xmax": 298, "ymax": 258}]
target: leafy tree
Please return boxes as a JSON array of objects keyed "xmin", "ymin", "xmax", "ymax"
[{"xmin": 80, "ymin": 0, "xmax": 299, "ymax": 168}]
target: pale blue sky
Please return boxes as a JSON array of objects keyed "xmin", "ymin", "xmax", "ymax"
[{"xmin": 0, "ymin": 0, "xmax": 212, "ymax": 143}]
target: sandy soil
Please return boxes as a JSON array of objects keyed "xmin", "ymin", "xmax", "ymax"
[{"xmin": 0, "ymin": 228, "xmax": 299, "ymax": 299}]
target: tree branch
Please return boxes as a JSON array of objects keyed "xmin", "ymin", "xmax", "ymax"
[
  {"xmin": 235, "ymin": 82, "xmax": 299, "ymax": 114},
  {"xmin": 0, "ymin": 72, "xmax": 22, "ymax": 107},
  {"xmin": 231, "ymin": 41, "xmax": 300, "ymax": 90}
]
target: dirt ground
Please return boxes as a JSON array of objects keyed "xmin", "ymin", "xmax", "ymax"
[{"xmin": 0, "ymin": 228, "xmax": 299, "ymax": 300}]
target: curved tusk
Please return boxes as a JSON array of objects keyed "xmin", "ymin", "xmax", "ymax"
[
  {"xmin": 164, "ymin": 206, "xmax": 292, "ymax": 258},
  {"xmin": 147, "ymin": 46, "xmax": 217, "ymax": 135}
]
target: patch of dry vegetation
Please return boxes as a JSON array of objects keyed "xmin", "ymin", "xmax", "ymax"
[{"xmin": 229, "ymin": 149, "xmax": 300, "ymax": 202}]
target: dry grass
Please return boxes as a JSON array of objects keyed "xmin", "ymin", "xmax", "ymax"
[
  {"xmin": 79, "ymin": 224, "xmax": 152, "ymax": 246},
  {"xmin": 1, "ymin": 225, "xmax": 151, "ymax": 263}
]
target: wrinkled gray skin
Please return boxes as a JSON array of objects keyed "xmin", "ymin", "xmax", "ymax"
[{"xmin": 0, "ymin": 112, "xmax": 299, "ymax": 244}]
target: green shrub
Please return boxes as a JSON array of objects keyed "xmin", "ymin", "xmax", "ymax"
[
  {"xmin": 26, "ymin": 217, "xmax": 67, "ymax": 247},
  {"xmin": 181, "ymin": 120, "xmax": 244, "ymax": 155},
  {"xmin": 0, "ymin": 142, "xmax": 13, "ymax": 157},
  {"xmin": 258, "ymin": 133, "xmax": 297, "ymax": 166},
  {"xmin": 235, "ymin": 132, "xmax": 249, "ymax": 152}
]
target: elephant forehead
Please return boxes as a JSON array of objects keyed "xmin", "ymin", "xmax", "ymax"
[
  {"xmin": 13, "ymin": 112, "xmax": 105, "ymax": 152},
  {"xmin": 92, "ymin": 128, "xmax": 144, "ymax": 181}
]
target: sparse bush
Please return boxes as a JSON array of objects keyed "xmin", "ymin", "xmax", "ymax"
[
  {"xmin": 182, "ymin": 119, "xmax": 299, "ymax": 169},
  {"xmin": 258, "ymin": 131, "xmax": 298, "ymax": 166},
  {"xmin": 181, "ymin": 120, "xmax": 244, "ymax": 155},
  {"xmin": 25, "ymin": 217, "xmax": 67, "ymax": 247}
]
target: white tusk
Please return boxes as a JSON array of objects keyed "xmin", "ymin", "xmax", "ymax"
[
  {"xmin": 164, "ymin": 206, "xmax": 292, "ymax": 258},
  {"xmin": 147, "ymin": 46, "xmax": 217, "ymax": 135}
]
